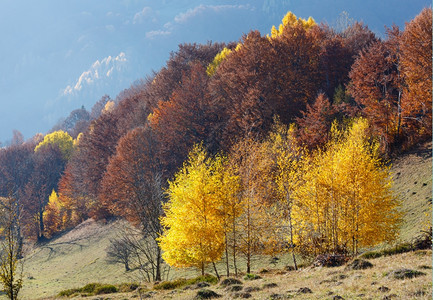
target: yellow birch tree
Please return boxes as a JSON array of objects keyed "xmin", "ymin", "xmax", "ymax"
[
  {"xmin": 34, "ymin": 130, "xmax": 73, "ymax": 160},
  {"xmin": 266, "ymin": 120, "xmax": 305, "ymax": 269},
  {"xmin": 43, "ymin": 190, "xmax": 62, "ymax": 238},
  {"xmin": 296, "ymin": 118, "xmax": 401, "ymax": 256},
  {"xmin": 215, "ymin": 159, "xmax": 242, "ymax": 277},
  {"xmin": 158, "ymin": 144, "xmax": 225, "ymax": 275},
  {"xmin": 229, "ymin": 136, "xmax": 275, "ymax": 274},
  {"xmin": 337, "ymin": 118, "xmax": 401, "ymax": 253}
]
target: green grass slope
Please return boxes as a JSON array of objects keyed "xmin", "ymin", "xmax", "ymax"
[
  {"xmin": 13, "ymin": 142, "xmax": 432, "ymax": 299},
  {"xmin": 391, "ymin": 141, "xmax": 432, "ymax": 242},
  {"xmin": 20, "ymin": 219, "xmax": 137, "ymax": 299}
]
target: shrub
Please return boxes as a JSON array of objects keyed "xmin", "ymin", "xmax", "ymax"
[
  {"xmin": 94, "ymin": 284, "xmax": 118, "ymax": 295},
  {"xmin": 118, "ymin": 282, "xmax": 139, "ymax": 292},
  {"xmin": 313, "ymin": 254, "xmax": 350, "ymax": 267},
  {"xmin": 81, "ymin": 283, "xmax": 99, "ymax": 293},
  {"xmin": 418, "ymin": 265, "xmax": 432, "ymax": 270},
  {"xmin": 244, "ymin": 273, "xmax": 262, "ymax": 280},
  {"xmin": 359, "ymin": 250, "xmax": 382, "ymax": 259},
  {"xmin": 186, "ymin": 274, "xmax": 218, "ymax": 285},
  {"xmin": 387, "ymin": 268, "xmax": 426, "ymax": 279},
  {"xmin": 194, "ymin": 282, "xmax": 211, "ymax": 289},
  {"xmin": 413, "ymin": 227, "xmax": 432, "ymax": 250},
  {"xmin": 58, "ymin": 288, "xmax": 80, "ymax": 297},
  {"xmin": 382, "ymin": 243, "xmax": 413, "ymax": 256},
  {"xmin": 220, "ymin": 278, "xmax": 242, "ymax": 286},
  {"xmin": 263, "ymin": 283, "xmax": 278, "ymax": 289},
  {"xmin": 154, "ymin": 275, "xmax": 219, "ymax": 291},
  {"xmin": 225, "ymin": 285, "xmax": 243, "ymax": 292},
  {"xmin": 58, "ymin": 283, "xmax": 119, "ymax": 297},
  {"xmin": 194, "ymin": 289, "xmax": 221, "ymax": 299},
  {"xmin": 154, "ymin": 278, "xmax": 187, "ymax": 290},
  {"xmin": 359, "ymin": 242, "xmax": 417, "ymax": 259},
  {"xmin": 345, "ymin": 259, "xmax": 373, "ymax": 270},
  {"xmin": 298, "ymin": 287, "xmax": 312, "ymax": 293},
  {"xmin": 244, "ymin": 286, "xmax": 261, "ymax": 292}
]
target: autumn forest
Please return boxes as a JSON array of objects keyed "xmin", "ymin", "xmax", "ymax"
[{"xmin": 0, "ymin": 8, "xmax": 431, "ymax": 285}]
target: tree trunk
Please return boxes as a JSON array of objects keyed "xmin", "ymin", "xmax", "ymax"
[
  {"xmin": 224, "ymin": 232, "xmax": 230, "ymax": 277},
  {"xmin": 16, "ymin": 226, "xmax": 23, "ymax": 260},
  {"xmin": 39, "ymin": 209, "xmax": 45, "ymax": 240},
  {"xmin": 246, "ymin": 245, "xmax": 251, "ymax": 274},
  {"xmin": 233, "ymin": 224, "xmax": 238, "ymax": 277},
  {"xmin": 155, "ymin": 247, "xmax": 162, "ymax": 281},
  {"xmin": 212, "ymin": 262, "xmax": 220, "ymax": 280},
  {"xmin": 246, "ymin": 190, "xmax": 251, "ymax": 274},
  {"xmin": 287, "ymin": 196, "xmax": 298, "ymax": 270}
]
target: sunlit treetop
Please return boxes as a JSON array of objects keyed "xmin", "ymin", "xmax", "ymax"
[
  {"xmin": 206, "ymin": 41, "xmax": 244, "ymax": 77},
  {"xmin": 206, "ymin": 47, "xmax": 233, "ymax": 77},
  {"xmin": 34, "ymin": 130, "xmax": 74, "ymax": 160},
  {"xmin": 269, "ymin": 11, "xmax": 316, "ymax": 39},
  {"xmin": 73, "ymin": 132, "xmax": 83, "ymax": 147},
  {"xmin": 103, "ymin": 100, "xmax": 115, "ymax": 114}
]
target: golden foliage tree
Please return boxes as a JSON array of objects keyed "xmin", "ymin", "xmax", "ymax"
[
  {"xmin": 34, "ymin": 130, "xmax": 73, "ymax": 160},
  {"xmin": 43, "ymin": 190, "xmax": 62, "ymax": 238},
  {"xmin": 229, "ymin": 136, "xmax": 275, "ymax": 273},
  {"xmin": 158, "ymin": 144, "xmax": 226, "ymax": 275},
  {"xmin": 266, "ymin": 120, "xmax": 305, "ymax": 269},
  {"xmin": 215, "ymin": 157, "xmax": 242, "ymax": 277},
  {"xmin": 269, "ymin": 11, "xmax": 316, "ymax": 39},
  {"xmin": 296, "ymin": 119, "xmax": 401, "ymax": 256},
  {"xmin": 206, "ymin": 47, "xmax": 233, "ymax": 77}
]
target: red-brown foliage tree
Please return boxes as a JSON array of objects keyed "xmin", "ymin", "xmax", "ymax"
[
  {"xmin": 341, "ymin": 22, "xmax": 377, "ymax": 59},
  {"xmin": 400, "ymin": 7, "xmax": 432, "ymax": 140},
  {"xmin": 90, "ymin": 94, "xmax": 112, "ymax": 120},
  {"xmin": 100, "ymin": 126, "xmax": 163, "ymax": 223},
  {"xmin": 0, "ymin": 142, "xmax": 35, "ymax": 249},
  {"xmin": 22, "ymin": 144, "xmax": 66, "ymax": 240},
  {"xmin": 150, "ymin": 63, "xmax": 221, "ymax": 175},
  {"xmin": 209, "ymin": 31, "xmax": 279, "ymax": 146},
  {"xmin": 270, "ymin": 24, "xmax": 323, "ymax": 125},
  {"xmin": 100, "ymin": 125, "xmax": 165, "ymax": 280},
  {"xmin": 147, "ymin": 42, "xmax": 227, "ymax": 108},
  {"xmin": 210, "ymin": 25, "xmax": 324, "ymax": 148},
  {"xmin": 57, "ymin": 155, "xmax": 89, "ymax": 226},
  {"xmin": 0, "ymin": 143, "xmax": 35, "ymax": 199},
  {"xmin": 296, "ymin": 93, "xmax": 337, "ymax": 150},
  {"xmin": 318, "ymin": 26, "xmax": 353, "ymax": 99},
  {"xmin": 51, "ymin": 107, "xmax": 91, "ymax": 139},
  {"xmin": 348, "ymin": 38, "xmax": 402, "ymax": 153}
]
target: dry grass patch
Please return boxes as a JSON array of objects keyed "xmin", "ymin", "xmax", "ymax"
[{"xmin": 46, "ymin": 249, "xmax": 431, "ymax": 299}]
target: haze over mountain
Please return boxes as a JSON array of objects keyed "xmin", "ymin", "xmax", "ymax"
[{"xmin": 0, "ymin": 0, "xmax": 429, "ymax": 144}]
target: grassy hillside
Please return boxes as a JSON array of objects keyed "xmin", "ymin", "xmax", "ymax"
[
  {"xmin": 19, "ymin": 219, "xmax": 293, "ymax": 299},
  {"xmin": 57, "ymin": 249, "xmax": 432, "ymax": 300},
  {"xmin": 13, "ymin": 142, "xmax": 432, "ymax": 299},
  {"xmin": 20, "ymin": 220, "xmax": 137, "ymax": 299},
  {"xmin": 391, "ymin": 141, "xmax": 432, "ymax": 242}
]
